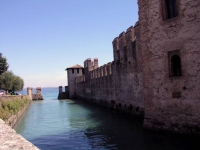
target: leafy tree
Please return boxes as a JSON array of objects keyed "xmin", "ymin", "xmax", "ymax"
[
  {"xmin": 0, "ymin": 71, "xmax": 24, "ymax": 92},
  {"xmin": 12, "ymin": 75, "xmax": 24, "ymax": 91},
  {"xmin": 0, "ymin": 71, "xmax": 14, "ymax": 90},
  {"xmin": 0, "ymin": 54, "xmax": 24, "ymax": 93},
  {"xmin": 0, "ymin": 56, "xmax": 9, "ymax": 75}
]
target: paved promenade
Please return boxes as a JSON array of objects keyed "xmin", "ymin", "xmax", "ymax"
[{"xmin": 0, "ymin": 119, "xmax": 39, "ymax": 150}]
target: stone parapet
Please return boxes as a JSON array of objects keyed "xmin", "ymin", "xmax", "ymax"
[
  {"xmin": 0, "ymin": 119, "xmax": 39, "ymax": 150},
  {"xmin": 58, "ymin": 86, "xmax": 69, "ymax": 99}
]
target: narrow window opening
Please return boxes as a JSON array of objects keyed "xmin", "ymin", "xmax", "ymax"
[
  {"xmin": 171, "ymin": 55, "xmax": 181, "ymax": 76},
  {"xmin": 72, "ymin": 68, "xmax": 74, "ymax": 74},
  {"xmin": 165, "ymin": 0, "xmax": 178, "ymax": 19},
  {"xmin": 77, "ymin": 68, "xmax": 79, "ymax": 74},
  {"xmin": 82, "ymin": 68, "xmax": 84, "ymax": 74},
  {"xmin": 168, "ymin": 50, "xmax": 182, "ymax": 77}
]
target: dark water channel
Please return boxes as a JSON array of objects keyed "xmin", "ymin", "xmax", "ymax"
[{"xmin": 14, "ymin": 99, "xmax": 199, "ymax": 150}]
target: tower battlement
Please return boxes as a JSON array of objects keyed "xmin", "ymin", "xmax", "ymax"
[
  {"xmin": 84, "ymin": 58, "xmax": 99, "ymax": 72},
  {"xmin": 119, "ymin": 32, "xmax": 126, "ymax": 49},
  {"xmin": 113, "ymin": 26, "xmax": 136, "ymax": 50},
  {"xmin": 125, "ymin": 26, "xmax": 135, "ymax": 42},
  {"xmin": 112, "ymin": 37, "xmax": 119, "ymax": 51},
  {"xmin": 113, "ymin": 26, "xmax": 137, "ymax": 63}
]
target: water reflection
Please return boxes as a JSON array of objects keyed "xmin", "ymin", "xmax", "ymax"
[{"xmin": 14, "ymin": 99, "xmax": 200, "ymax": 150}]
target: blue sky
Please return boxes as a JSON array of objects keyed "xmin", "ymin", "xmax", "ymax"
[{"xmin": 0, "ymin": 0, "xmax": 138, "ymax": 88}]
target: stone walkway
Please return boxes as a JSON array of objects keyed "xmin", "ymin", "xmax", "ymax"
[{"xmin": 0, "ymin": 119, "xmax": 39, "ymax": 150}]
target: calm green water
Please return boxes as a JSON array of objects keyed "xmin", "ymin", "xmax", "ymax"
[{"xmin": 14, "ymin": 88, "xmax": 199, "ymax": 150}]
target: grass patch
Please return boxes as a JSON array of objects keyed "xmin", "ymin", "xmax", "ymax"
[{"xmin": 0, "ymin": 99, "xmax": 30, "ymax": 121}]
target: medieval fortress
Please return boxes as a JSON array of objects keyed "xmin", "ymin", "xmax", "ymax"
[{"xmin": 59, "ymin": 0, "xmax": 200, "ymax": 135}]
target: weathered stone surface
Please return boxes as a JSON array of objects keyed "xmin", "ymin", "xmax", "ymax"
[
  {"xmin": 140, "ymin": 0, "xmax": 200, "ymax": 134},
  {"xmin": 66, "ymin": 65, "xmax": 84, "ymax": 99},
  {"xmin": 63, "ymin": 0, "xmax": 200, "ymax": 135},
  {"xmin": 58, "ymin": 86, "xmax": 69, "ymax": 99},
  {"xmin": 66, "ymin": 25, "xmax": 144, "ymax": 118},
  {"xmin": 27, "ymin": 87, "xmax": 44, "ymax": 100},
  {"xmin": 32, "ymin": 87, "xmax": 44, "ymax": 100},
  {"xmin": 32, "ymin": 93, "xmax": 44, "ymax": 100},
  {"xmin": 0, "ymin": 119, "xmax": 39, "ymax": 150}
]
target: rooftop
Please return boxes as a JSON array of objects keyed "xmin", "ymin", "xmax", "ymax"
[{"xmin": 66, "ymin": 64, "xmax": 83, "ymax": 70}]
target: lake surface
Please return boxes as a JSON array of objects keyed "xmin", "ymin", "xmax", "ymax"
[{"xmin": 14, "ymin": 88, "xmax": 199, "ymax": 150}]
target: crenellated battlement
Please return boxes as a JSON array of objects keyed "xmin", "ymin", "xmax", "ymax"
[
  {"xmin": 93, "ymin": 58, "xmax": 98, "ymax": 69},
  {"xmin": 84, "ymin": 58, "xmax": 99, "ymax": 72},
  {"xmin": 112, "ymin": 37, "xmax": 119, "ymax": 51},
  {"xmin": 80, "ymin": 58, "xmax": 113, "ymax": 83},
  {"xmin": 107, "ymin": 62, "xmax": 112, "ymax": 75},
  {"xmin": 75, "ymin": 25, "xmax": 139, "ymax": 84},
  {"xmin": 84, "ymin": 58, "xmax": 91, "ymax": 69},
  {"xmin": 113, "ymin": 26, "xmax": 136, "ymax": 51},
  {"xmin": 125, "ymin": 26, "xmax": 135, "ymax": 42},
  {"xmin": 83, "ymin": 57, "xmax": 115, "ymax": 80},
  {"xmin": 113, "ymin": 26, "xmax": 138, "ymax": 63},
  {"xmin": 119, "ymin": 32, "xmax": 126, "ymax": 49}
]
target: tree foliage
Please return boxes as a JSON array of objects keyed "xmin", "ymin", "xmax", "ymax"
[
  {"xmin": 0, "ymin": 54, "xmax": 24, "ymax": 92},
  {"xmin": 12, "ymin": 75, "xmax": 24, "ymax": 91},
  {"xmin": 0, "ymin": 71, "xmax": 14, "ymax": 90},
  {"xmin": 0, "ymin": 71, "xmax": 24, "ymax": 92},
  {"xmin": 0, "ymin": 56, "xmax": 9, "ymax": 75}
]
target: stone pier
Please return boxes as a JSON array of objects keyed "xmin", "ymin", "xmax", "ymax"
[{"xmin": 28, "ymin": 87, "xmax": 44, "ymax": 100}]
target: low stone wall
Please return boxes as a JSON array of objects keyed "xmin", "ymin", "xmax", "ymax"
[
  {"xmin": 0, "ymin": 119, "xmax": 39, "ymax": 150},
  {"xmin": 0, "ymin": 95, "xmax": 31, "ymax": 127},
  {"xmin": 5, "ymin": 100, "xmax": 30, "ymax": 128},
  {"xmin": 58, "ymin": 92, "xmax": 69, "ymax": 99},
  {"xmin": 0, "ymin": 95, "xmax": 39, "ymax": 149},
  {"xmin": 32, "ymin": 93, "xmax": 44, "ymax": 100},
  {"xmin": 75, "ymin": 96, "xmax": 144, "ymax": 120},
  {"xmin": 0, "ymin": 95, "xmax": 31, "ymax": 104}
]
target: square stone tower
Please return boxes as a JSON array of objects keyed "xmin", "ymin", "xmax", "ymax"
[
  {"xmin": 139, "ymin": 0, "xmax": 200, "ymax": 134},
  {"xmin": 66, "ymin": 64, "xmax": 84, "ymax": 98}
]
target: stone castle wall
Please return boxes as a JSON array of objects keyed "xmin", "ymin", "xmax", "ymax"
[
  {"xmin": 58, "ymin": 86, "xmax": 69, "ymax": 99},
  {"xmin": 67, "ymin": 0, "xmax": 200, "ymax": 135},
  {"xmin": 141, "ymin": 0, "xmax": 200, "ymax": 134},
  {"xmin": 75, "ymin": 25, "xmax": 144, "ymax": 117}
]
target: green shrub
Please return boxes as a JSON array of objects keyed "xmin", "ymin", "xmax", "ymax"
[{"xmin": 0, "ymin": 99, "xmax": 30, "ymax": 121}]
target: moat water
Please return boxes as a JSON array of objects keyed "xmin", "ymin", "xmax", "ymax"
[{"xmin": 14, "ymin": 88, "xmax": 199, "ymax": 150}]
